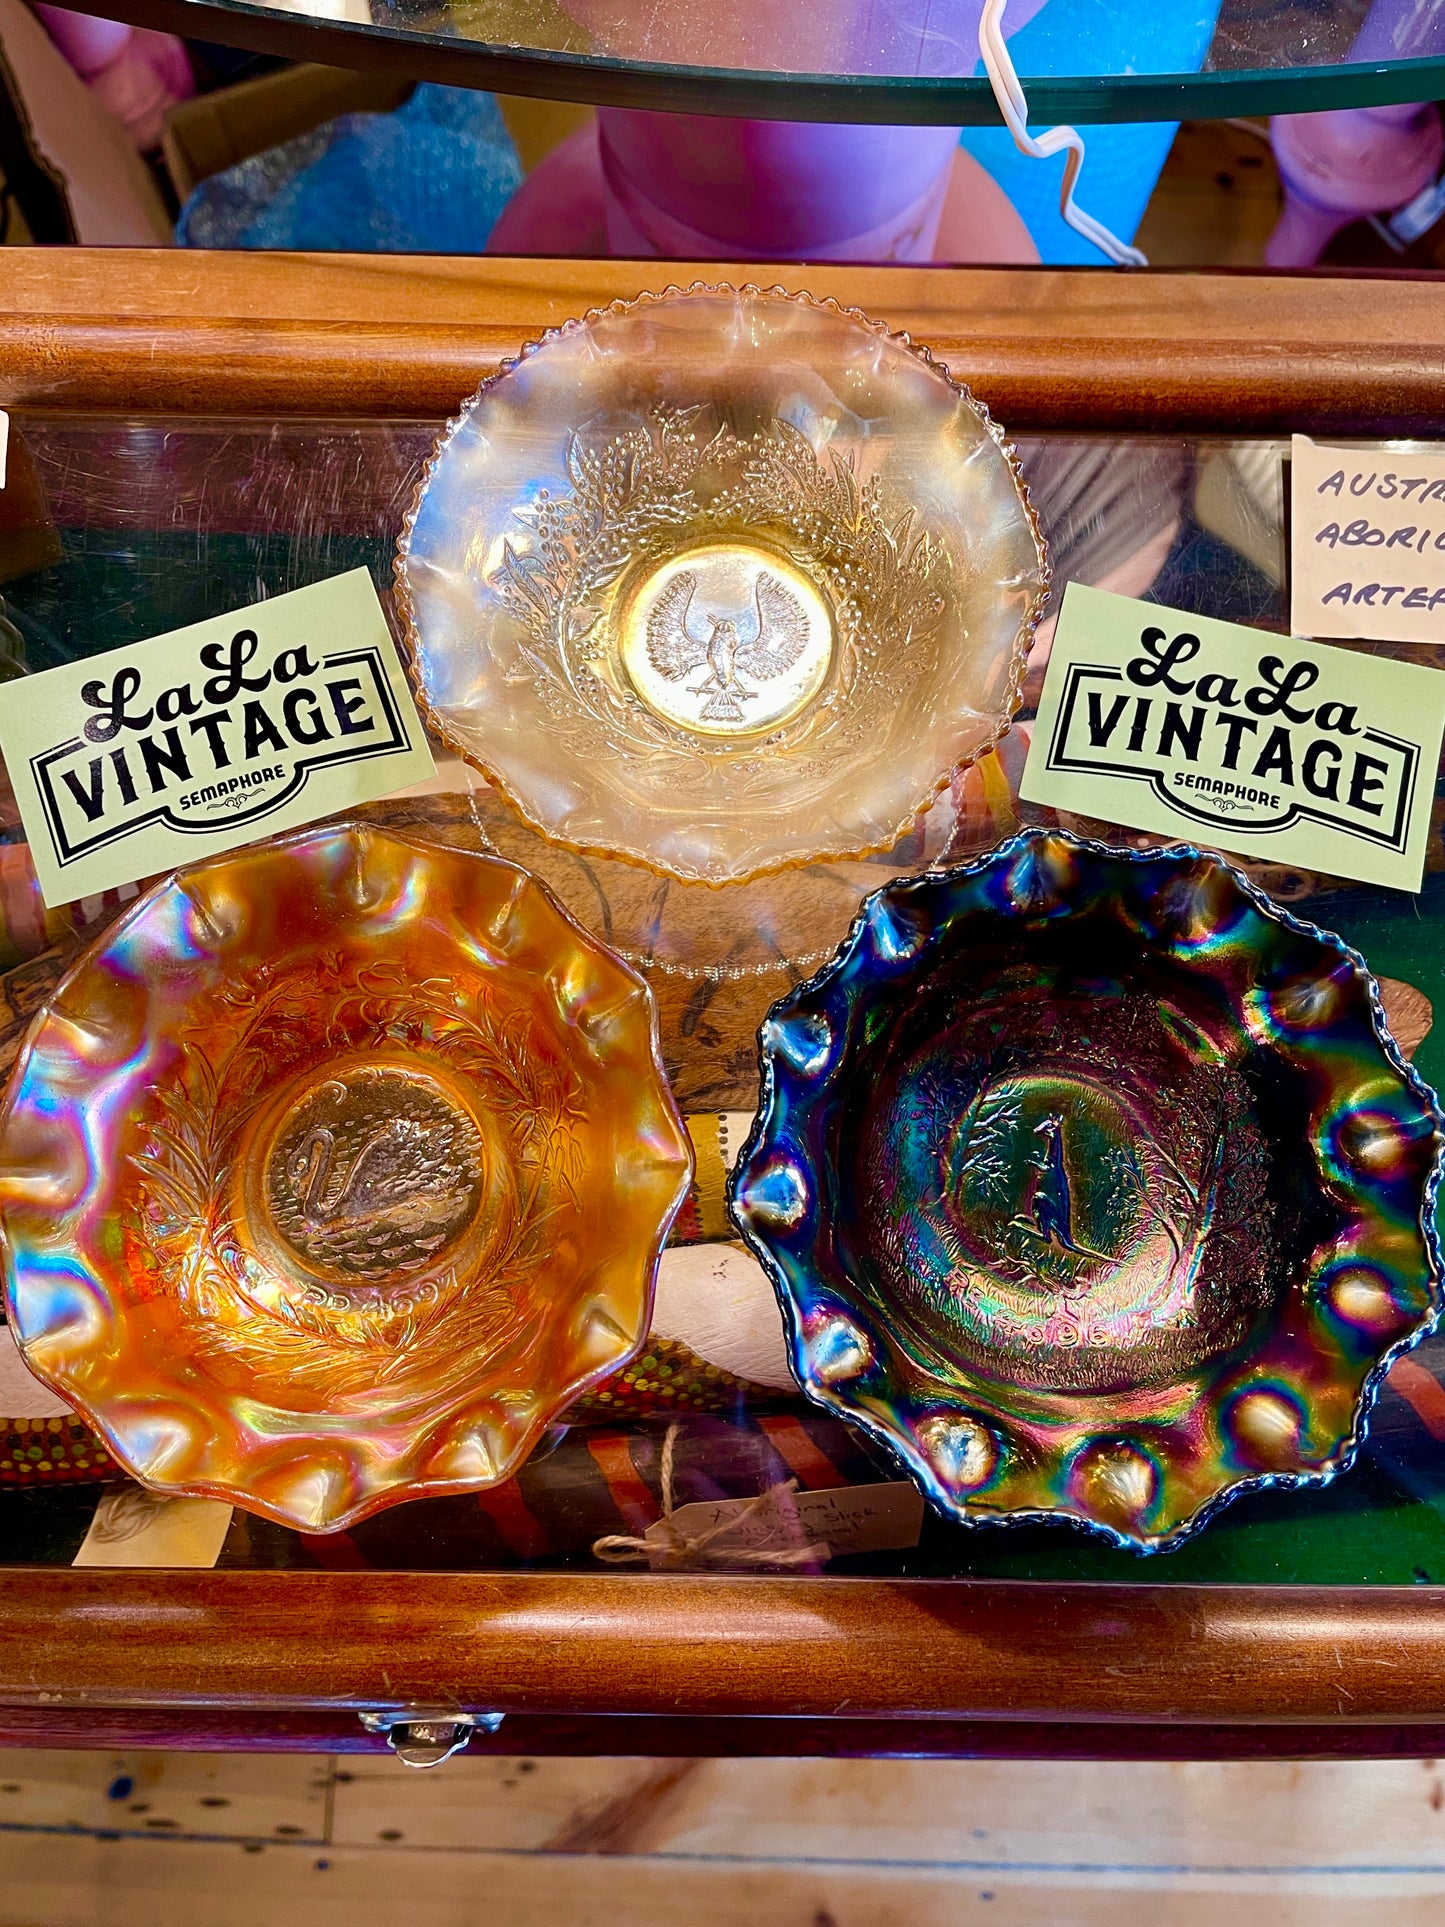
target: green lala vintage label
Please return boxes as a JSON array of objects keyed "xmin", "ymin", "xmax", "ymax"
[
  {"xmin": 0, "ymin": 569, "xmax": 435, "ymax": 906},
  {"xmin": 1020, "ymin": 584, "xmax": 1445, "ymax": 891}
]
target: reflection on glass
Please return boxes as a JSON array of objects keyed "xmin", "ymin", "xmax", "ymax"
[
  {"xmin": 228, "ymin": 0, "xmax": 1445, "ymax": 87},
  {"xmin": 2, "ymin": 411, "xmax": 1444, "ymax": 1587}
]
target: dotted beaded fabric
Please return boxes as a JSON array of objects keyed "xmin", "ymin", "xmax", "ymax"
[
  {"xmin": 0, "ymin": 1414, "xmax": 114, "ymax": 1484},
  {"xmin": 573, "ymin": 1336, "xmax": 774, "ymax": 1420}
]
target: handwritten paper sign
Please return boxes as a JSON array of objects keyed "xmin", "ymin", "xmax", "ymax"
[
  {"xmin": 1020, "ymin": 583, "xmax": 1445, "ymax": 892},
  {"xmin": 1291, "ymin": 434, "xmax": 1445, "ymax": 646},
  {"xmin": 0, "ymin": 569, "xmax": 435, "ymax": 906}
]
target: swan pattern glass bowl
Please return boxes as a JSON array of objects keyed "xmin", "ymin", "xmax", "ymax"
[
  {"xmin": 730, "ymin": 830, "xmax": 1445, "ymax": 1550},
  {"xmin": 396, "ymin": 283, "xmax": 1048, "ymax": 885},
  {"xmin": 0, "ymin": 822, "xmax": 692, "ymax": 1532}
]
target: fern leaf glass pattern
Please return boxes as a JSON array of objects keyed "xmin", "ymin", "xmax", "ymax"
[
  {"xmin": 731, "ymin": 831, "xmax": 1445, "ymax": 1550},
  {"xmin": 0, "ymin": 822, "xmax": 692, "ymax": 1532},
  {"xmin": 396, "ymin": 285, "xmax": 1047, "ymax": 884}
]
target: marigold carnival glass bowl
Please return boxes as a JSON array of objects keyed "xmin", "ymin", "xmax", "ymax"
[
  {"xmin": 730, "ymin": 829, "xmax": 1445, "ymax": 1551},
  {"xmin": 395, "ymin": 283, "xmax": 1048, "ymax": 885},
  {"xmin": 0, "ymin": 821, "xmax": 692, "ymax": 1532}
]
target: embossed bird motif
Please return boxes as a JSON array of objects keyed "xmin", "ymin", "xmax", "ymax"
[
  {"xmin": 274, "ymin": 1091, "xmax": 481, "ymax": 1282},
  {"xmin": 292, "ymin": 1117, "xmax": 437, "ymax": 1231},
  {"xmin": 645, "ymin": 568, "xmax": 811, "ymax": 724}
]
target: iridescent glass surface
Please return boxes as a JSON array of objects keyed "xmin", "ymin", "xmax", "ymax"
[
  {"xmin": 734, "ymin": 832, "xmax": 1444, "ymax": 1549},
  {"xmin": 399, "ymin": 287, "xmax": 1045, "ymax": 884},
  {"xmin": 0, "ymin": 825, "xmax": 691, "ymax": 1532},
  {"xmin": 4, "ymin": 411, "xmax": 1445, "ymax": 1584}
]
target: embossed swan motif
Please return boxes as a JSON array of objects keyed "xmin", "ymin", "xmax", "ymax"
[{"xmin": 292, "ymin": 1117, "xmax": 435, "ymax": 1230}]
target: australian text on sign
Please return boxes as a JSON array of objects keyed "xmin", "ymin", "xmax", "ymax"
[
  {"xmin": 1291, "ymin": 435, "xmax": 1445, "ymax": 646},
  {"xmin": 59, "ymin": 629, "xmax": 390, "ymax": 844},
  {"xmin": 1310, "ymin": 462, "xmax": 1445, "ymax": 614},
  {"xmin": 1078, "ymin": 626, "xmax": 1402, "ymax": 841}
]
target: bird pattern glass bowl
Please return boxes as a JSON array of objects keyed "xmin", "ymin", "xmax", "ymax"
[
  {"xmin": 730, "ymin": 830, "xmax": 1445, "ymax": 1550},
  {"xmin": 396, "ymin": 283, "xmax": 1048, "ymax": 885},
  {"xmin": 0, "ymin": 821, "xmax": 692, "ymax": 1532}
]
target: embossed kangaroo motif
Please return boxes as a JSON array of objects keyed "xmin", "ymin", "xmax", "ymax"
[
  {"xmin": 1010, "ymin": 1115, "xmax": 1109, "ymax": 1268},
  {"xmin": 293, "ymin": 1117, "xmax": 434, "ymax": 1229}
]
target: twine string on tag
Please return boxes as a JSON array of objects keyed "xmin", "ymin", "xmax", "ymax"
[{"xmin": 592, "ymin": 1423, "xmax": 823, "ymax": 1570}]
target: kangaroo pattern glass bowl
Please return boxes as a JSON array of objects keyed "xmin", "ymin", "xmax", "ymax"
[
  {"xmin": 731, "ymin": 830, "xmax": 1445, "ymax": 1550},
  {"xmin": 0, "ymin": 822, "xmax": 692, "ymax": 1532},
  {"xmin": 396, "ymin": 283, "xmax": 1047, "ymax": 885}
]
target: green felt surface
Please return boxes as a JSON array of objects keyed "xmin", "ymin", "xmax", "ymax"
[{"xmin": 898, "ymin": 1458, "xmax": 1445, "ymax": 1583}]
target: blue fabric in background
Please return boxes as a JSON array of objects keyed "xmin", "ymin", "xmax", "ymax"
[
  {"xmin": 177, "ymin": 84, "xmax": 522, "ymax": 251},
  {"xmin": 958, "ymin": 0, "xmax": 1222, "ymax": 263}
]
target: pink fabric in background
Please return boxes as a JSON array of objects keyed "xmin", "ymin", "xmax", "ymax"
[
  {"xmin": 33, "ymin": 5, "xmax": 192, "ymax": 149},
  {"xmin": 487, "ymin": 116, "xmax": 1036, "ymax": 263}
]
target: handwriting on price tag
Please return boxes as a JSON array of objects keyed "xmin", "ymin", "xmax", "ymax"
[
  {"xmin": 644, "ymin": 1482, "xmax": 924, "ymax": 1570},
  {"xmin": 1291, "ymin": 434, "xmax": 1445, "ymax": 646},
  {"xmin": 1021, "ymin": 584, "xmax": 1445, "ymax": 892},
  {"xmin": 0, "ymin": 569, "xmax": 435, "ymax": 906}
]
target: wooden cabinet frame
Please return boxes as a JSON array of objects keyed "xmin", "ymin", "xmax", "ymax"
[{"xmin": 1, "ymin": 253, "xmax": 1444, "ymax": 1757}]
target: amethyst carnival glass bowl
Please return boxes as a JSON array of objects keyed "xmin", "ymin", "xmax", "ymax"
[{"xmin": 729, "ymin": 829, "xmax": 1445, "ymax": 1550}]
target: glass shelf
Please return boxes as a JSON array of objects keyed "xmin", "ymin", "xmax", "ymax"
[
  {"xmin": 94, "ymin": 0, "xmax": 1445, "ymax": 122},
  {"xmin": 2, "ymin": 407, "xmax": 1443, "ymax": 1590}
]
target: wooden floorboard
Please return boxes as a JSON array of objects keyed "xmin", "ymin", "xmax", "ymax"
[{"xmin": 6, "ymin": 1748, "xmax": 1445, "ymax": 1923}]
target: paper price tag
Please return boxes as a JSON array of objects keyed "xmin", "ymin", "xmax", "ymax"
[
  {"xmin": 1021, "ymin": 583, "xmax": 1445, "ymax": 892},
  {"xmin": 1292, "ymin": 434, "xmax": 1445, "ymax": 646},
  {"xmin": 73, "ymin": 1489, "xmax": 233, "ymax": 1569},
  {"xmin": 0, "ymin": 569, "xmax": 435, "ymax": 906},
  {"xmin": 644, "ymin": 1481, "xmax": 924, "ymax": 1569}
]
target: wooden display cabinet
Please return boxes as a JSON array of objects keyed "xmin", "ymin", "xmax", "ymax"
[{"xmin": 2, "ymin": 252, "xmax": 1445, "ymax": 1762}]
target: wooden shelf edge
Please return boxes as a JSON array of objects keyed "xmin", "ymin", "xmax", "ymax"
[
  {"xmin": 2, "ymin": 1570, "xmax": 1443, "ymax": 1725},
  {"xmin": 3, "ymin": 251, "xmax": 1444, "ymax": 1752},
  {"xmin": 1, "ymin": 253, "xmax": 1442, "ymax": 430}
]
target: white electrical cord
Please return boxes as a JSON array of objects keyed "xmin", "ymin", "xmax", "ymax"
[{"xmin": 977, "ymin": 0, "xmax": 1149, "ymax": 267}]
